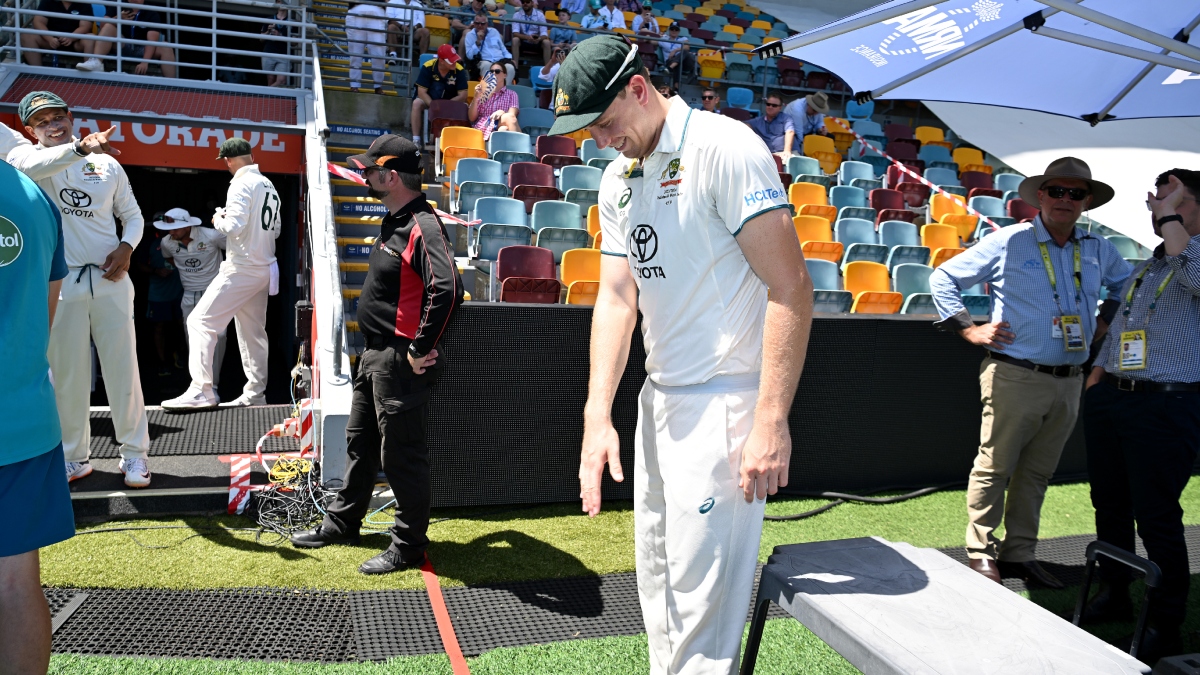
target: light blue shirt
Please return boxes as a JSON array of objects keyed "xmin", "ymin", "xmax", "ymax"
[
  {"xmin": 464, "ymin": 26, "xmax": 511, "ymax": 62},
  {"xmin": 579, "ymin": 12, "xmax": 608, "ymax": 35},
  {"xmin": 560, "ymin": 0, "xmax": 586, "ymax": 13},
  {"xmin": 0, "ymin": 160, "xmax": 68, "ymax": 466},
  {"xmin": 931, "ymin": 216, "xmax": 1133, "ymax": 366}
]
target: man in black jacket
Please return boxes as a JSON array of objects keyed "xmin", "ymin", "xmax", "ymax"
[{"xmin": 291, "ymin": 135, "xmax": 463, "ymax": 574}]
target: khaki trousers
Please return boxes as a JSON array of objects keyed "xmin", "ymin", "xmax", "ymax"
[{"xmin": 966, "ymin": 357, "xmax": 1081, "ymax": 562}]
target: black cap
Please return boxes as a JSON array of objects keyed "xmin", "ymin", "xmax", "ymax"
[
  {"xmin": 668, "ymin": 22, "xmax": 679, "ymax": 30},
  {"xmin": 347, "ymin": 134, "xmax": 423, "ymax": 175}
]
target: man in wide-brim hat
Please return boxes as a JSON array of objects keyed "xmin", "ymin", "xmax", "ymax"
[
  {"xmin": 784, "ymin": 90, "xmax": 829, "ymax": 138},
  {"xmin": 930, "ymin": 156, "xmax": 1133, "ymax": 589}
]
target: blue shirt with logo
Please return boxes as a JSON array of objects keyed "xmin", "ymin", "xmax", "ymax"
[{"xmin": 0, "ymin": 160, "xmax": 67, "ymax": 467}]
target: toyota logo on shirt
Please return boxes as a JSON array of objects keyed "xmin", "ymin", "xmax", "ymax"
[
  {"xmin": 629, "ymin": 224, "xmax": 666, "ymax": 279},
  {"xmin": 60, "ymin": 188, "xmax": 92, "ymax": 208}
]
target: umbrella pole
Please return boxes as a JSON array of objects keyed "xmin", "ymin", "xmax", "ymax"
[
  {"xmin": 1092, "ymin": 13, "xmax": 1200, "ymax": 124},
  {"xmin": 1036, "ymin": 0, "xmax": 1200, "ymax": 63},
  {"xmin": 1030, "ymin": 27, "xmax": 1200, "ymax": 76}
]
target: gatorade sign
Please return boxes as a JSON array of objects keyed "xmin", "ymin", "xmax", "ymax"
[
  {"xmin": 1, "ymin": 114, "xmax": 302, "ymax": 174},
  {"xmin": 0, "ymin": 216, "xmax": 23, "ymax": 267}
]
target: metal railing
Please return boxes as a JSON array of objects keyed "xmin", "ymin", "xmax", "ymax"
[{"xmin": 1, "ymin": 0, "xmax": 312, "ymax": 88}]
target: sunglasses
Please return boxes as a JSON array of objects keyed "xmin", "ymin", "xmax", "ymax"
[
  {"xmin": 700, "ymin": 95, "xmax": 715, "ymax": 100},
  {"xmin": 489, "ymin": 68, "xmax": 505, "ymax": 74},
  {"xmin": 1044, "ymin": 185, "xmax": 1089, "ymax": 201},
  {"xmin": 764, "ymin": 102, "xmax": 781, "ymax": 107}
]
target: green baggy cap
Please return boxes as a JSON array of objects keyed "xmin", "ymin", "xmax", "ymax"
[
  {"xmin": 216, "ymin": 137, "xmax": 253, "ymax": 160},
  {"xmin": 18, "ymin": 90, "xmax": 68, "ymax": 125},
  {"xmin": 549, "ymin": 35, "xmax": 645, "ymax": 136}
]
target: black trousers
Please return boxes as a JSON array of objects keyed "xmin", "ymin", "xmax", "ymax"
[
  {"xmin": 1083, "ymin": 380, "xmax": 1200, "ymax": 627},
  {"xmin": 322, "ymin": 342, "xmax": 437, "ymax": 561}
]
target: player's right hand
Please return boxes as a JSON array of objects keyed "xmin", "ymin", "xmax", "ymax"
[
  {"xmin": 79, "ymin": 126, "xmax": 121, "ymax": 156},
  {"xmin": 579, "ymin": 417, "xmax": 623, "ymax": 517}
]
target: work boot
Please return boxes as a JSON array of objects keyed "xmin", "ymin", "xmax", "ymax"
[{"xmin": 359, "ymin": 549, "xmax": 423, "ymax": 575}]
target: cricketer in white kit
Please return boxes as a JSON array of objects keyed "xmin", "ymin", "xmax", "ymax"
[
  {"xmin": 552, "ymin": 38, "xmax": 814, "ymax": 674},
  {"xmin": 162, "ymin": 138, "xmax": 281, "ymax": 410},
  {"xmin": 155, "ymin": 208, "xmax": 229, "ymax": 388},
  {"xmin": 7, "ymin": 91, "xmax": 153, "ymax": 488}
]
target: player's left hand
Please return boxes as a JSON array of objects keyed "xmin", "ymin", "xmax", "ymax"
[
  {"xmin": 408, "ymin": 348, "xmax": 438, "ymax": 374},
  {"xmin": 100, "ymin": 242, "xmax": 134, "ymax": 281},
  {"xmin": 739, "ymin": 416, "xmax": 791, "ymax": 502}
]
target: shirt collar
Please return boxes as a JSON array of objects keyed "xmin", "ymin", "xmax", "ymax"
[
  {"xmin": 234, "ymin": 164, "xmax": 261, "ymax": 178},
  {"xmin": 1154, "ymin": 243, "xmax": 1166, "ymax": 259},
  {"xmin": 384, "ymin": 193, "xmax": 430, "ymax": 220},
  {"xmin": 1032, "ymin": 214, "xmax": 1087, "ymax": 245},
  {"xmin": 654, "ymin": 96, "xmax": 693, "ymax": 155}
]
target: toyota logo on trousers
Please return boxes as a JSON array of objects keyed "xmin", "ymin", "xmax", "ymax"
[{"xmin": 59, "ymin": 188, "xmax": 92, "ymax": 208}]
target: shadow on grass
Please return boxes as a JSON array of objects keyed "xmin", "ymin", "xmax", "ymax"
[{"xmin": 179, "ymin": 515, "xmax": 317, "ymax": 562}]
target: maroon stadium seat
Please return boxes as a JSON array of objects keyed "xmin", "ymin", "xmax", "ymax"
[
  {"xmin": 686, "ymin": 13, "xmax": 705, "ymax": 23},
  {"xmin": 508, "ymin": 162, "xmax": 555, "ymax": 191},
  {"xmin": 1008, "ymin": 198, "xmax": 1039, "ymax": 221},
  {"xmin": 534, "ymin": 135, "xmax": 577, "ymax": 161},
  {"xmin": 896, "ymin": 181, "xmax": 930, "ymax": 208},
  {"xmin": 714, "ymin": 9, "xmax": 735, "ymax": 19},
  {"xmin": 637, "ymin": 41, "xmax": 659, "ymax": 70},
  {"xmin": 512, "ymin": 185, "xmax": 563, "ymax": 213},
  {"xmin": 497, "ymin": 245, "xmax": 559, "ymax": 303},
  {"xmin": 805, "ymin": 71, "xmax": 830, "ymax": 89},
  {"xmin": 889, "ymin": 137, "xmax": 920, "ymax": 157},
  {"xmin": 728, "ymin": 17, "xmax": 750, "ymax": 28},
  {"xmin": 870, "ymin": 188, "xmax": 905, "ymax": 213},
  {"xmin": 887, "ymin": 142, "xmax": 917, "ymax": 162},
  {"xmin": 959, "ymin": 171, "xmax": 994, "ymax": 192},
  {"xmin": 429, "ymin": 100, "xmax": 470, "ymax": 142},
  {"xmin": 772, "ymin": 154, "xmax": 783, "ymax": 172},
  {"xmin": 778, "ymin": 58, "xmax": 803, "ymax": 87},
  {"xmin": 678, "ymin": 19, "xmax": 699, "ymax": 30},
  {"xmin": 968, "ymin": 188, "xmax": 1003, "ymax": 200},
  {"xmin": 876, "ymin": 209, "xmax": 916, "ymax": 226},
  {"xmin": 778, "ymin": 173, "xmax": 792, "ymax": 189},
  {"xmin": 720, "ymin": 108, "xmax": 754, "ymax": 122},
  {"xmin": 500, "ymin": 277, "xmax": 561, "ymax": 303},
  {"xmin": 690, "ymin": 28, "xmax": 713, "ymax": 40},
  {"xmin": 541, "ymin": 154, "xmax": 583, "ymax": 171},
  {"xmin": 885, "ymin": 123, "xmax": 913, "ymax": 143}
]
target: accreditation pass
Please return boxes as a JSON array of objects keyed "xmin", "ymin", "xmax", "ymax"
[
  {"xmin": 1060, "ymin": 315, "xmax": 1085, "ymax": 352},
  {"xmin": 1119, "ymin": 330, "xmax": 1147, "ymax": 371}
]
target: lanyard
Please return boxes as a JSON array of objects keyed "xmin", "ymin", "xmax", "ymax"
[
  {"xmin": 1122, "ymin": 264, "xmax": 1174, "ymax": 326},
  {"xmin": 1037, "ymin": 240, "xmax": 1081, "ymax": 312}
]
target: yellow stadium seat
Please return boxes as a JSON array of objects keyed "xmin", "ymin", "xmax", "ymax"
[
  {"xmin": 789, "ymin": 182, "xmax": 828, "ymax": 208},
  {"xmin": 593, "ymin": 230, "xmax": 603, "ymax": 249},
  {"xmin": 851, "ymin": 292, "xmax": 902, "ymax": 314},
  {"xmin": 799, "ymin": 204, "xmax": 837, "ymax": 222},
  {"xmin": 561, "ymin": 248, "xmax": 601, "ymax": 288},
  {"xmin": 441, "ymin": 126, "xmax": 485, "ymax": 152},
  {"xmin": 941, "ymin": 213, "xmax": 979, "ymax": 242},
  {"xmin": 695, "ymin": 6, "xmax": 714, "ymax": 15},
  {"xmin": 924, "ymin": 139, "xmax": 953, "ymax": 151},
  {"xmin": 930, "ymin": 247, "xmax": 966, "ymax": 268},
  {"xmin": 953, "ymin": 147, "xmax": 985, "ymax": 167},
  {"xmin": 587, "ymin": 204, "xmax": 600, "ymax": 237},
  {"xmin": 732, "ymin": 43, "xmax": 755, "ymax": 53},
  {"xmin": 921, "ymin": 223, "xmax": 959, "ymax": 251},
  {"xmin": 813, "ymin": 152, "xmax": 841, "ymax": 174},
  {"xmin": 656, "ymin": 16, "xmax": 673, "ymax": 30},
  {"xmin": 441, "ymin": 146, "xmax": 487, "ymax": 175},
  {"xmin": 466, "ymin": 80, "xmax": 480, "ymax": 102},
  {"xmin": 843, "ymin": 261, "xmax": 891, "ymax": 297},
  {"xmin": 623, "ymin": 10, "xmax": 635, "ymax": 22},
  {"xmin": 929, "ymin": 193, "xmax": 967, "ymax": 224},
  {"xmin": 567, "ymin": 128, "xmax": 592, "ymax": 148},
  {"xmin": 803, "ymin": 135, "xmax": 836, "ymax": 155},
  {"xmin": 724, "ymin": 25, "xmax": 744, "ymax": 36},
  {"xmin": 614, "ymin": 27, "xmax": 634, "ymax": 35},
  {"xmin": 697, "ymin": 51, "xmax": 725, "ymax": 80},
  {"xmin": 674, "ymin": 4, "xmax": 691, "ymax": 12},
  {"xmin": 763, "ymin": 36, "xmax": 780, "ymax": 44},
  {"xmin": 793, "ymin": 215, "xmax": 843, "ymax": 263},
  {"xmin": 962, "ymin": 163, "xmax": 993, "ymax": 175},
  {"xmin": 545, "ymin": 10, "xmax": 557, "ymax": 20},
  {"xmin": 566, "ymin": 281, "xmax": 600, "ymax": 306},
  {"xmin": 914, "ymin": 126, "xmax": 945, "ymax": 145},
  {"xmin": 426, "ymin": 15, "xmax": 451, "ymax": 49},
  {"xmin": 750, "ymin": 19, "xmax": 772, "ymax": 31}
]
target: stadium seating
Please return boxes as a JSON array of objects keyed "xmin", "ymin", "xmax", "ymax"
[
  {"xmin": 844, "ymin": 261, "xmax": 902, "ymax": 314},
  {"xmin": 922, "ymin": 223, "xmax": 964, "ymax": 267},
  {"xmin": 929, "ymin": 193, "xmax": 967, "ymax": 224},
  {"xmin": 918, "ymin": 144, "xmax": 953, "ymax": 166},
  {"xmin": 531, "ymin": 200, "xmax": 583, "ymax": 232},
  {"xmin": 942, "ymin": 214, "xmax": 979, "ymax": 243},
  {"xmin": 559, "ymin": 165, "xmax": 602, "ymax": 193},
  {"xmin": 796, "ymin": 173, "xmax": 833, "ymax": 190},
  {"xmin": 895, "ymin": 263, "xmax": 936, "ymax": 314},
  {"xmin": 836, "ymin": 218, "xmax": 887, "ymax": 267},
  {"xmin": 561, "ymin": 248, "xmax": 601, "ymax": 289},
  {"xmin": 880, "ymin": 220, "xmax": 930, "ymax": 272},
  {"xmin": 924, "ymin": 167, "xmax": 960, "ymax": 189},
  {"xmin": 844, "ymin": 99, "xmax": 874, "ymax": 121},
  {"xmin": 806, "ymin": 258, "xmax": 853, "ymax": 313},
  {"xmin": 451, "ymin": 158, "xmax": 504, "ymax": 209},
  {"xmin": 803, "ymin": 134, "xmax": 841, "ymax": 174},
  {"xmin": 969, "ymin": 195, "xmax": 1006, "ymax": 219},
  {"xmin": 838, "ymin": 161, "xmax": 874, "ymax": 187},
  {"xmin": 476, "ymin": 223, "xmax": 534, "ymax": 261},
  {"xmin": 994, "ymin": 172, "xmax": 1024, "ymax": 194},
  {"xmin": 509, "ymin": 162, "xmax": 557, "ymax": 191},
  {"xmin": 488, "ymin": 130, "xmax": 533, "ymax": 156},
  {"xmin": 787, "ymin": 155, "xmax": 820, "ymax": 178},
  {"xmin": 793, "ymin": 215, "xmax": 843, "ymax": 263},
  {"xmin": 851, "ymin": 178, "xmax": 883, "ymax": 192},
  {"xmin": 896, "ymin": 182, "xmax": 931, "ymax": 208},
  {"xmin": 953, "ymin": 147, "xmax": 985, "ymax": 169},
  {"xmin": 1008, "ymin": 197, "xmax": 1039, "ymax": 221},
  {"xmin": 519, "ymin": 108, "xmax": 556, "ymax": 137},
  {"xmin": 914, "ymin": 126, "xmax": 945, "ymax": 145},
  {"xmin": 536, "ymin": 228, "xmax": 591, "ymax": 264},
  {"xmin": 799, "ymin": 203, "xmax": 837, "ymax": 223},
  {"xmin": 498, "ymin": 245, "xmax": 560, "ymax": 303},
  {"xmin": 535, "ymin": 135, "xmax": 577, "ymax": 161},
  {"xmin": 587, "ymin": 204, "xmax": 600, "ymax": 237},
  {"xmin": 789, "ymin": 182, "xmax": 828, "ymax": 208},
  {"xmin": 566, "ymin": 281, "xmax": 600, "ymax": 305},
  {"xmin": 581, "ymin": 139, "xmax": 618, "ymax": 167},
  {"xmin": 428, "ymin": 100, "xmax": 470, "ymax": 145},
  {"xmin": 830, "ymin": 185, "xmax": 867, "ymax": 211}
]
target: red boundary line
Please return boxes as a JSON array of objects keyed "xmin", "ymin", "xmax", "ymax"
[
  {"xmin": 421, "ymin": 554, "xmax": 471, "ymax": 674},
  {"xmin": 826, "ymin": 117, "xmax": 1000, "ymax": 233}
]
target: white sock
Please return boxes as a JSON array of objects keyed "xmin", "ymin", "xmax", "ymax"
[{"xmin": 413, "ymin": 135, "xmax": 422, "ymax": 143}]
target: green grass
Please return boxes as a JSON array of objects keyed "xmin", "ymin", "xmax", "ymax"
[
  {"xmin": 45, "ymin": 478, "xmax": 1200, "ymax": 592},
  {"xmin": 49, "ymin": 618, "xmax": 854, "ymax": 675}
]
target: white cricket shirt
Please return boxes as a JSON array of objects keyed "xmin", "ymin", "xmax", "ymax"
[
  {"xmin": 0, "ymin": 122, "xmax": 30, "ymax": 161},
  {"xmin": 214, "ymin": 164, "xmax": 282, "ymax": 267},
  {"xmin": 161, "ymin": 226, "xmax": 227, "ymax": 292},
  {"xmin": 7, "ymin": 139, "xmax": 144, "ymax": 268},
  {"xmin": 598, "ymin": 97, "xmax": 792, "ymax": 386}
]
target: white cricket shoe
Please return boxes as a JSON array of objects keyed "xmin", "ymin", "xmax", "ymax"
[
  {"xmin": 66, "ymin": 461, "xmax": 93, "ymax": 483},
  {"xmin": 119, "ymin": 457, "xmax": 151, "ymax": 488},
  {"xmin": 75, "ymin": 57, "xmax": 103, "ymax": 72},
  {"xmin": 221, "ymin": 393, "xmax": 267, "ymax": 408},
  {"xmin": 161, "ymin": 387, "xmax": 218, "ymax": 411}
]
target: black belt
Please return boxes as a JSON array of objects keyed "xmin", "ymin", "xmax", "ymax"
[
  {"xmin": 987, "ymin": 351, "xmax": 1082, "ymax": 378},
  {"xmin": 1103, "ymin": 373, "xmax": 1200, "ymax": 393},
  {"xmin": 364, "ymin": 334, "xmax": 411, "ymax": 350}
]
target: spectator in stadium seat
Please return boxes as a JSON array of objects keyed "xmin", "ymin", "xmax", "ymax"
[
  {"xmin": 346, "ymin": 1, "xmax": 389, "ymax": 94},
  {"xmin": 1078, "ymin": 169, "xmax": 1200, "ymax": 662},
  {"xmin": 535, "ymin": 46, "xmax": 568, "ymax": 98},
  {"xmin": 631, "ymin": 2, "xmax": 659, "ymax": 35},
  {"xmin": 464, "ymin": 14, "xmax": 515, "ymax": 81},
  {"xmin": 930, "ymin": 157, "xmax": 1133, "ymax": 590},
  {"xmin": 21, "ymin": 0, "xmax": 105, "ymax": 69},
  {"xmin": 9, "ymin": 91, "xmax": 153, "ymax": 488},
  {"xmin": 291, "ymin": 135, "xmax": 464, "ymax": 575},
  {"xmin": 469, "ymin": 62, "xmax": 521, "ymax": 139},
  {"xmin": 512, "ymin": 0, "xmax": 552, "ymax": 66},
  {"xmin": 450, "ymin": 0, "xmax": 486, "ymax": 48},
  {"xmin": 549, "ymin": 10, "xmax": 579, "ymax": 52},
  {"xmin": 700, "ymin": 87, "xmax": 719, "ymax": 113},
  {"xmin": 386, "ymin": 0, "xmax": 429, "ymax": 67},
  {"xmin": 78, "ymin": 0, "xmax": 177, "ymax": 75},
  {"xmin": 598, "ymin": 0, "xmax": 626, "ymax": 29},
  {"xmin": 579, "ymin": 0, "xmax": 610, "ymax": 37},
  {"xmin": 747, "ymin": 92, "xmax": 794, "ymax": 158},
  {"xmin": 259, "ymin": 5, "xmax": 293, "ymax": 86},
  {"xmin": 560, "ymin": 0, "xmax": 587, "ymax": 15},
  {"xmin": 783, "ymin": 92, "xmax": 829, "ymax": 139},
  {"xmin": 483, "ymin": 0, "xmax": 509, "ymax": 18},
  {"xmin": 0, "ymin": 124, "xmax": 74, "ymax": 675},
  {"xmin": 410, "ymin": 44, "xmax": 468, "ymax": 145},
  {"xmin": 662, "ymin": 23, "xmax": 692, "ymax": 89}
]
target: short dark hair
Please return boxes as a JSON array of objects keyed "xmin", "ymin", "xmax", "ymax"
[
  {"xmin": 764, "ymin": 94, "xmax": 782, "ymax": 105},
  {"xmin": 398, "ymin": 171, "xmax": 423, "ymax": 191},
  {"xmin": 1155, "ymin": 169, "xmax": 1200, "ymax": 199},
  {"xmin": 702, "ymin": 88, "xmax": 717, "ymax": 97}
]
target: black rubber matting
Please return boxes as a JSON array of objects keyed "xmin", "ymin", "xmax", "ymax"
[
  {"xmin": 88, "ymin": 406, "xmax": 299, "ymax": 459},
  {"xmin": 349, "ymin": 591, "xmax": 445, "ymax": 660}
]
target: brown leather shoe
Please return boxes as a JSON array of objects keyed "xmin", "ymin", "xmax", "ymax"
[
  {"xmin": 998, "ymin": 560, "xmax": 1065, "ymax": 589},
  {"xmin": 969, "ymin": 558, "xmax": 1002, "ymax": 584}
]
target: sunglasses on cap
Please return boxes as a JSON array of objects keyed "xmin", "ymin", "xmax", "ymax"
[{"xmin": 1044, "ymin": 185, "xmax": 1089, "ymax": 201}]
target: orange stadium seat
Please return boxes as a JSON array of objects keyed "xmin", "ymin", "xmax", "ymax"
[
  {"xmin": 941, "ymin": 213, "xmax": 979, "ymax": 243},
  {"xmin": 566, "ymin": 281, "xmax": 600, "ymax": 305},
  {"xmin": 587, "ymin": 204, "xmax": 600, "ymax": 237},
  {"xmin": 560, "ymin": 248, "xmax": 601, "ymax": 288},
  {"xmin": 843, "ymin": 261, "xmax": 902, "ymax": 314},
  {"xmin": 789, "ymin": 182, "xmax": 828, "ymax": 208},
  {"xmin": 793, "ymin": 215, "xmax": 842, "ymax": 263},
  {"xmin": 799, "ymin": 203, "xmax": 838, "ymax": 222},
  {"xmin": 922, "ymin": 224, "xmax": 964, "ymax": 267},
  {"xmin": 929, "ymin": 193, "xmax": 967, "ymax": 224}
]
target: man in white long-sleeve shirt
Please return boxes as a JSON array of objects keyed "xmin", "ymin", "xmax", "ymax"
[
  {"xmin": 0, "ymin": 121, "xmax": 31, "ymax": 161},
  {"xmin": 163, "ymin": 138, "xmax": 281, "ymax": 410},
  {"xmin": 156, "ymin": 208, "xmax": 228, "ymax": 388},
  {"xmin": 7, "ymin": 91, "xmax": 153, "ymax": 488}
]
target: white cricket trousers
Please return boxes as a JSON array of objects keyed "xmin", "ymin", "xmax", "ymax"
[
  {"xmin": 186, "ymin": 262, "xmax": 270, "ymax": 399},
  {"xmin": 50, "ymin": 267, "xmax": 150, "ymax": 462},
  {"xmin": 346, "ymin": 27, "xmax": 386, "ymax": 89},
  {"xmin": 635, "ymin": 373, "xmax": 766, "ymax": 675},
  {"xmin": 181, "ymin": 289, "xmax": 227, "ymax": 387}
]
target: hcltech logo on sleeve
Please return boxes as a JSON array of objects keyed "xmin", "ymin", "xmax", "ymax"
[{"xmin": 0, "ymin": 216, "xmax": 24, "ymax": 267}]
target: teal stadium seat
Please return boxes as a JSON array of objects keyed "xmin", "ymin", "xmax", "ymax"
[
  {"xmin": 476, "ymin": 223, "xmax": 533, "ymax": 260},
  {"xmin": 535, "ymin": 228, "xmax": 590, "ymax": 263},
  {"xmin": 787, "ymin": 155, "xmax": 821, "ymax": 177},
  {"xmin": 518, "ymin": 108, "xmax": 555, "ymax": 138},
  {"xmin": 994, "ymin": 172, "xmax": 1024, "ymax": 194},
  {"xmin": 451, "ymin": 158, "xmax": 502, "ymax": 208},
  {"xmin": 836, "ymin": 218, "xmax": 887, "ymax": 268},
  {"xmin": 838, "ymin": 161, "xmax": 874, "ymax": 186},
  {"xmin": 580, "ymin": 139, "xmax": 618, "ymax": 165},
  {"xmin": 880, "ymin": 221, "xmax": 930, "ymax": 272},
  {"xmin": 806, "ymin": 258, "xmax": 853, "ymax": 313}
]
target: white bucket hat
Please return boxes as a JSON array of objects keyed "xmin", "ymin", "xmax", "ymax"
[{"xmin": 153, "ymin": 207, "xmax": 202, "ymax": 230}]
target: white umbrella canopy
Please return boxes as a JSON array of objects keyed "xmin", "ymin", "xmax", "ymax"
[{"xmin": 760, "ymin": 0, "xmax": 1200, "ymax": 123}]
